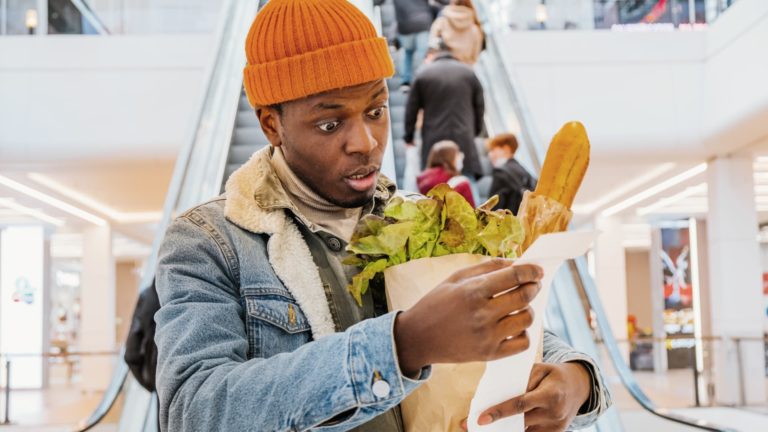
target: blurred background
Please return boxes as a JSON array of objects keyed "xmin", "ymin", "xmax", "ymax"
[{"xmin": 0, "ymin": 0, "xmax": 766, "ymax": 431}]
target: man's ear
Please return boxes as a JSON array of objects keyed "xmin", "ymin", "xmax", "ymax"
[{"xmin": 256, "ymin": 107, "xmax": 283, "ymax": 147}]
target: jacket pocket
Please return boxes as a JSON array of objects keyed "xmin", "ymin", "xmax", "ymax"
[{"xmin": 244, "ymin": 293, "xmax": 312, "ymax": 359}]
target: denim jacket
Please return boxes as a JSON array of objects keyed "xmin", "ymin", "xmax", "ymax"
[{"xmin": 154, "ymin": 147, "xmax": 611, "ymax": 431}]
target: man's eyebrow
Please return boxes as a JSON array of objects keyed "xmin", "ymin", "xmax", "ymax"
[
  {"xmin": 371, "ymin": 87, "xmax": 387, "ymax": 100},
  {"xmin": 313, "ymin": 102, "xmax": 345, "ymax": 111}
]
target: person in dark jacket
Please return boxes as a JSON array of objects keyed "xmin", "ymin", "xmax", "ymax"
[
  {"xmin": 404, "ymin": 43, "xmax": 485, "ymax": 180},
  {"xmin": 487, "ymin": 133, "xmax": 537, "ymax": 214},
  {"xmin": 124, "ymin": 281, "xmax": 160, "ymax": 392},
  {"xmin": 417, "ymin": 140, "xmax": 476, "ymax": 206},
  {"xmin": 393, "ymin": 0, "xmax": 433, "ymax": 86}
]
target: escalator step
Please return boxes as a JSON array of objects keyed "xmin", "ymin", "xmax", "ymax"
[
  {"xmin": 239, "ymin": 95, "xmax": 252, "ymax": 111},
  {"xmin": 228, "ymin": 144, "xmax": 265, "ymax": 164},
  {"xmin": 390, "ymin": 106, "xmax": 405, "ymax": 124},
  {"xmin": 391, "ymin": 125, "xmax": 405, "ymax": 141},
  {"xmin": 233, "ymin": 127, "xmax": 269, "ymax": 147},
  {"xmin": 236, "ymin": 111, "xmax": 260, "ymax": 128},
  {"xmin": 387, "ymin": 77, "xmax": 402, "ymax": 91},
  {"xmin": 388, "ymin": 90, "xmax": 407, "ymax": 107}
]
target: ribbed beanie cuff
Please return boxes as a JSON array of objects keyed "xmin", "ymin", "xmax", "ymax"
[{"xmin": 244, "ymin": 36, "xmax": 394, "ymax": 107}]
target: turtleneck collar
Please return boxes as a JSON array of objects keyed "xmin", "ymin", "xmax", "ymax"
[{"xmin": 271, "ymin": 147, "xmax": 363, "ymax": 240}]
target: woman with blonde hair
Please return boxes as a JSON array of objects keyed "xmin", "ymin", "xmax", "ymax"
[
  {"xmin": 417, "ymin": 140, "xmax": 476, "ymax": 206},
  {"xmin": 429, "ymin": 0, "xmax": 484, "ymax": 64}
]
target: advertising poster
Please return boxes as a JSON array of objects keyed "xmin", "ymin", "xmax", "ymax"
[
  {"xmin": 660, "ymin": 226, "xmax": 696, "ymax": 368},
  {"xmin": 0, "ymin": 226, "xmax": 46, "ymax": 388}
]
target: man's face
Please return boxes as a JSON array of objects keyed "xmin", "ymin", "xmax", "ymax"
[
  {"xmin": 258, "ymin": 80, "xmax": 390, "ymax": 208},
  {"xmin": 488, "ymin": 146, "xmax": 512, "ymax": 166}
]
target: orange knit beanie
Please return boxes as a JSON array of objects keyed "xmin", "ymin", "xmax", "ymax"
[{"xmin": 243, "ymin": 0, "xmax": 395, "ymax": 107}]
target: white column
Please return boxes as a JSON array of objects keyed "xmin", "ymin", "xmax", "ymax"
[
  {"xmin": 594, "ymin": 217, "xmax": 630, "ymax": 361},
  {"xmin": 79, "ymin": 226, "xmax": 116, "ymax": 391},
  {"xmin": 706, "ymin": 157, "xmax": 767, "ymax": 405},
  {"xmin": 648, "ymin": 228, "xmax": 669, "ymax": 373},
  {"xmin": 0, "ymin": 226, "xmax": 47, "ymax": 389}
]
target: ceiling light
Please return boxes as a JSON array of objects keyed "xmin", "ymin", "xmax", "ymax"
[
  {"xmin": 27, "ymin": 173, "xmax": 161, "ymax": 224},
  {"xmin": 572, "ymin": 163, "xmax": 676, "ymax": 215},
  {"xmin": 0, "ymin": 175, "xmax": 107, "ymax": 226},
  {"xmin": 601, "ymin": 163, "xmax": 707, "ymax": 217},
  {"xmin": 637, "ymin": 183, "xmax": 707, "ymax": 216},
  {"xmin": 0, "ymin": 198, "xmax": 65, "ymax": 226}
]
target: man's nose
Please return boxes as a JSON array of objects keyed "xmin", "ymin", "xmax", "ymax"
[{"xmin": 345, "ymin": 120, "xmax": 378, "ymax": 155}]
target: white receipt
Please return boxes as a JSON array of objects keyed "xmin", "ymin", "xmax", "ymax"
[{"xmin": 468, "ymin": 231, "xmax": 598, "ymax": 432}]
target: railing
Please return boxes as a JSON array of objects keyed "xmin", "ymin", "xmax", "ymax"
[
  {"xmin": 608, "ymin": 334, "xmax": 768, "ymax": 408},
  {"xmin": 475, "ymin": 0, "xmax": 741, "ymax": 429},
  {"xmin": 571, "ymin": 259, "xmax": 737, "ymax": 431},
  {"xmin": 0, "ymin": 350, "xmax": 122, "ymax": 427},
  {"xmin": 0, "ymin": 0, "xmax": 221, "ymax": 35},
  {"xmin": 71, "ymin": 0, "xmax": 257, "ymax": 430},
  {"xmin": 481, "ymin": 0, "xmax": 740, "ymax": 32}
]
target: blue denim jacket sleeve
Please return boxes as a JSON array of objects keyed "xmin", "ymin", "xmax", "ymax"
[
  {"xmin": 155, "ymin": 217, "xmax": 429, "ymax": 432},
  {"xmin": 542, "ymin": 330, "xmax": 613, "ymax": 430}
]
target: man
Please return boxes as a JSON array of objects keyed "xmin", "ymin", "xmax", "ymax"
[
  {"xmin": 155, "ymin": 1, "xmax": 610, "ymax": 431},
  {"xmin": 404, "ymin": 41, "xmax": 484, "ymax": 180},
  {"xmin": 487, "ymin": 133, "xmax": 538, "ymax": 214},
  {"xmin": 392, "ymin": 0, "xmax": 433, "ymax": 87}
]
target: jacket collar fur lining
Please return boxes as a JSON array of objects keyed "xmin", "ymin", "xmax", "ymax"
[{"xmin": 223, "ymin": 147, "xmax": 394, "ymax": 338}]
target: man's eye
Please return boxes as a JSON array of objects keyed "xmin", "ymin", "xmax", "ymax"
[
  {"xmin": 317, "ymin": 121, "xmax": 341, "ymax": 133},
  {"xmin": 367, "ymin": 106, "xmax": 387, "ymax": 119}
]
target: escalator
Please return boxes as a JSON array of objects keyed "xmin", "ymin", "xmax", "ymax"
[
  {"xmin": 75, "ymin": 0, "xmax": 740, "ymax": 431},
  {"xmin": 473, "ymin": 1, "xmax": 737, "ymax": 430}
]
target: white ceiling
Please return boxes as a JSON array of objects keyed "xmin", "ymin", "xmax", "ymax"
[{"xmin": 0, "ymin": 159, "xmax": 174, "ymax": 250}]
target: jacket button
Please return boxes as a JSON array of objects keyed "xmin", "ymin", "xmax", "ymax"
[
  {"xmin": 327, "ymin": 237, "xmax": 342, "ymax": 252},
  {"xmin": 372, "ymin": 379, "xmax": 391, "ymax": 398}
]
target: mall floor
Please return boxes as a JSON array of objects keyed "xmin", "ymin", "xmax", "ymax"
[{"xmin": 1, "ymin": 360, "xmax": 767, "ymax": 431}]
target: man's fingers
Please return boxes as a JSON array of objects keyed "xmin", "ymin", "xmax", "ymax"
[
  {"xmin": 490, "ymin": 283, "xmax": 541, "ymax": 318},
  {"xmin": 447, "ymin": 258, "xmax": 512, "ymax": 282},
  {"xmin": 478, "ymin": 394, "xmax": 531, "ymax": 425},
  {"xmin": 495, "ymin": 331, "xmax": 531, "ymax": 358},
  {"xmin": 527, "ymin": 363, "xmax": 552, "ymax": 392},
  {"xmin": 479, "ymin": 264, "xmax": 544, "ymax": 298},
  {"xmin": 479, "ymin": 387, "xmax": 552, "ymax": 425},
  {"xmin": 495, "ymin": 307, "xmax": 534, "ymax": 341},
  {"xmin": 522, "ymin": 408, "xmax": 551, "ymax": 427}
]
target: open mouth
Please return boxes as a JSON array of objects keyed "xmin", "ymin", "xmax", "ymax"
[{"xmin": 344, "ymin": 167, "xmax": 379, "ymax": 192}]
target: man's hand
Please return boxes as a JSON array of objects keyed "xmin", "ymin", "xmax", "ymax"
[
  {"xmin": 467, "ymin": 362, "xmax": 592, "ymax": 431},
  {"xmin": 394, "ymin": 260, "xmax": 543, "ymax": 376}
]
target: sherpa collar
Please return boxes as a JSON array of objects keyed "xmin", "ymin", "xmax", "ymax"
[{"xmin": 223, "ymin": 146, "xmax": 395, "ymax": 338}]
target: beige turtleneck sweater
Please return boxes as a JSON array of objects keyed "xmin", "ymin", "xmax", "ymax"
[{"xmin": 271, "ymin": 147, "xmax": 363, "ymax": 241}]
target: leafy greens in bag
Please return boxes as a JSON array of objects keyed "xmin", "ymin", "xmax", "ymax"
[{"xmin": 345, "ymin": 184, "xmax": 524, "ymax": 305}]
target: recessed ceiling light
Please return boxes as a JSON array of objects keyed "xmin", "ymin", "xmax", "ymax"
[
  {"xmin": 27, "ymin": 173, "xmax": 161, "ymax": 224},
  {"xmin": 0, "ymin": 197, "xmax": 65, "ymax": 226},
  {"xmin": 0, "ymin": 175, "xmax": 107, "ymax": 226},
  {"xmin": 601, "ymin": 163, "xmax": 708, "ymax": 218}
]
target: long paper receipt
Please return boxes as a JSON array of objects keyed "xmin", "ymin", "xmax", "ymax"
[{"xmin": 468, "ymin": 230, "xmax": 597, "ymax": 432}]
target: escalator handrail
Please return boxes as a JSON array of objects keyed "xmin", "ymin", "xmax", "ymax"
[
  {"xmin": 74, "ymin": 1, "xmax": 252, "ymax": 430},
  {"xmin": 73, "ymin": 350, "xmax": 129, "ymax": 432},
  {"xmin": 70, "ymin": 0, "xmax": 110, "ymax": 35},
  {"xmin": 572, "ymin": 258, "xmax": 738, "ymax": 432},
  {"xmin": 475, "ymin": 1, "xmax": 740, "ymax": 430}
]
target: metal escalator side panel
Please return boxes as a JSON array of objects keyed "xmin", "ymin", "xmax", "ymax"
[
  {"xmin": 572, "ymin": 258, "xmax": 738, "ymax": 432},
  {"xmin": 74, "ymin": 355, "xmax": 129, "ymax": 432},
  {"xmin": 76, "ymin": 0, "xmax": 260, "ymax": 430}
]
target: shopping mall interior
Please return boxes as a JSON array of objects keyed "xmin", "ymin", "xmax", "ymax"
[{"xmin": 0, "ymin": 0, "xmax": 767, "ymax": 431}]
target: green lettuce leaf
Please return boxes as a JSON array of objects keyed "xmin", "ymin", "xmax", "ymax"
[{"xmin": 348, "ymin": 258, "xmax": 388, "ymax": 306}]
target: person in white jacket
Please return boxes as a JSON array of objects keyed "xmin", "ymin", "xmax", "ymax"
[{"xmin": 430, "ymin": 0, "xmax": 484, "ymax": 64}]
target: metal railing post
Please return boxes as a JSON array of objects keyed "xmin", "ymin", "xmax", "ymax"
[
  {"xmin": 2, "ymin": 359, "xmax": 10, "ymax": 425},
  {"xmin": 734, "ymin": 337, "xmax": 746, "ymax": 406},
  {"xmin": 692, "ymin": 340, "xmax": 701, "ymax": 407}
]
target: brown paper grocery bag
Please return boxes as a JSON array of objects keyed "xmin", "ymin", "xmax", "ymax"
[{"xmin": 384, "ymin": 253, "xmax": 494, "ymax": 432}]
